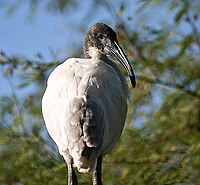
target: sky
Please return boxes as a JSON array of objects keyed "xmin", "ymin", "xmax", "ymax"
[
  {"xmin": 0, "ymin": 4, "xmax": 75, "ymax": 59},
  {"xmin": 0, "ymin": 7, "xmax": 57, "ymax": 95},
  {"xmin": 0, "ymin": 2, "xmax": 85, "ymax": 96},
  {"xmin": 0, "ymin": 1, "xmax": 178, "ymax": 58}
]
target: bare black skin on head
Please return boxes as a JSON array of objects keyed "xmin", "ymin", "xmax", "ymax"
[
  {"xmin": 83, "ymin": 23, "xmax": 117, "ymax": 57},
  {"xmin": 83, "ymin": 22, "xmax": 136, "ymax": 88}
]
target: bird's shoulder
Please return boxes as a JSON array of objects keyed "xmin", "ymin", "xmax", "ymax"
[
  {"xmin": 47, "ymin": 57, "xmax": 120, "ymax": 89},
  {"xmin": 49, "ymin": 57, "xmax": 117, "ymax": 76}
]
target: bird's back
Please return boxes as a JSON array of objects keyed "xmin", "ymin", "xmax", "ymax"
[{"xmin": 42, "ymin": 58, "xmax": 128, "ymax": 172}]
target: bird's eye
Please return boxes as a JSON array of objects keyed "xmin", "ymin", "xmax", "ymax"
[{"xmin": 97, "ymin": 33, "xmax": 104, "ymax": 39}]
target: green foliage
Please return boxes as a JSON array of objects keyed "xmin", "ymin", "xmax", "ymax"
[{"xmin": 0, "ymin": 0, "xmax": 200, "ymax": 184}]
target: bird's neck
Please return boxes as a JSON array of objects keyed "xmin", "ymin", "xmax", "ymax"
[
  {"xmin": 84, "ymin": 46, "xmax": 129, "ymax": 99},
  {"xmin": 84, "ymin": 46, "xmax": 108, "ymax": 61}
]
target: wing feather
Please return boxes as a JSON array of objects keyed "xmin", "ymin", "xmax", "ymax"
[{"xmin": 42, "ymin": 57, "xmax": 128, "ymax": 171}]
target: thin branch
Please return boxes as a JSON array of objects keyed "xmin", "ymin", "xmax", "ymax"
[
  {"xmin": 100, "ymin": 0, "xmax": 131, "ymax": 39},
  {"xmin": 0, "ymin": 56, "xmax": 59, "ymax": 71},
  {"xmin": 185, "ymin": 12, "xmax": 200, "ymax": 52},
  {"xmin": 104, "ymin": 158, "xmax": 166, "ymax": 165},
  {"xmin": 99, "ymin": 2, "xmax": 200, "ymax": 99},
  {"xmin": 137, "ymin": 75, "xmax": 200, "ymax": 99},
  {"xmin": 5, "ymin": 76, "xmax": 28, "ymax": 134},
  {"xmin": 198, "ymin": 100, "xmax": 200, "ymax": 130}
]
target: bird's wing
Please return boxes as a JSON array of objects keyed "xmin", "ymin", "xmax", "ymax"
[
  {"xmin": 42, "ymin": 58, "xmax": 91, "ymax": 151},
  {"xmin": 42, "ymin": 57, "xmax": 127, "ymax": 157}
]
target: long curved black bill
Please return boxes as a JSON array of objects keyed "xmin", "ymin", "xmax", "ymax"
[{"xmin": 109, "ymin": 41, "xmax": 136, "ymax": 88}]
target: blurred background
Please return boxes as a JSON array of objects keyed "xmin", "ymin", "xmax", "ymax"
[{"xmin": 0, "ymin": 0, "xmax": 200, "ymax": 184}]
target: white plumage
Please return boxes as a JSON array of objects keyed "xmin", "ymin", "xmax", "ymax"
[
  {"xmin": 42, "ymin": 57, "xmax": 128, "ymax": 171},
  {"xmin": 42, "ymin": 23, "xmax": 135, "ymax": 185}
]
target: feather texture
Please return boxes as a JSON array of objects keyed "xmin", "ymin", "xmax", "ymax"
[{"xmin": 42, "ymin": 58, "xmax": 128, "ymax": 172}]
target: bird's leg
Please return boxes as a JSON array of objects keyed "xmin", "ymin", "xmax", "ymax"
[
  {"xmin": 92, "ymin": 155, "xmax": 103, "ymax": 185},
  {"xmin": 64, "ymin": 153, "xmax": 78, "ymax": 185}
]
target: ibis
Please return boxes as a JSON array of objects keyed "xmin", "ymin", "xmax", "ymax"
[{"xmin": 42, "ymin": 22, "xmax": 136, "ymax": 185}]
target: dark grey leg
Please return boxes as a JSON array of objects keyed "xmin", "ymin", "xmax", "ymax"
[
  {"xmin": 64, "ymin": 153, "xmax": 78, "ymax": 185},
  {"xmin": 92, "ymin": 155, "xmax": 103, "ymax": 185}
]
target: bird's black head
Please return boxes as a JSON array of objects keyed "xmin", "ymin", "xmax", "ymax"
[
  {"xmin": 83, "ymin": 23, "xmax": 117, "ymax": 58},
  {"xmin": 83, "ymin": 23, "xmax": 136, "ymax": 88}
]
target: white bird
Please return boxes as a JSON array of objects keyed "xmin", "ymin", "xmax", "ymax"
[{"xmin": 42, "ymin": 22, "xmax": 136, "ymax": 185}]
